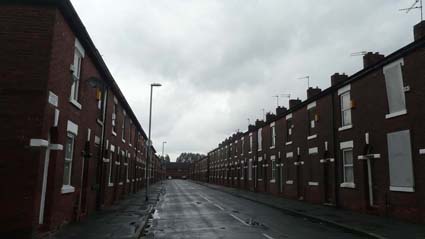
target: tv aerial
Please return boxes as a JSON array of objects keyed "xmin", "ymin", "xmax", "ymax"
[
  {"xmin": 399, "ymin": 0, "xmax": 423, "ymax": 21},
  {"xmin": 350, "ymin": 51, "xmax": 368, "ymax": 57}
]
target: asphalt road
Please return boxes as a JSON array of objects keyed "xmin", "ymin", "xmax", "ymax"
[{"xmin": 143, "ymin": 180, "xmax": 367, "ymax": 239}]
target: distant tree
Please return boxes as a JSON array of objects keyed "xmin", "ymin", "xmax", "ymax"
[
  {"xmin": 160, "ymin": 154, "xmax": 171, "ymax": 163},
  {"xmin": 175, "ymin": 152, "xmax": 206, "ymax": 163}
]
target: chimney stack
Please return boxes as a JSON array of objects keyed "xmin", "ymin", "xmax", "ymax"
[
  {"xmin": 363, "ymin": 52, "xmax": 385, "ymax": 69},
  {"xmin": 307, "ymin": 87, "xmax": 321, "ymax": 98},
  {"xmin": 414, "ymin": 21, "xmax": 425, "ymax": 41},
  {"xmin": 265, "ymin": 112, "xmax": 276, "ymax": 122},
  {"xmin": 255, "ymin": 119, "xmax": 265, "ymax": 127},
  {"xmin": 276, "ymin": 106, "xmax": 287, "ymax": 116},
  {"xmin": 289, "ymin": 98, "xmax": 302, "ymax": 109},
  {"xmin": 331, "ymin": 73, "xmax": 349, "ymax": 86},
  {"xmin": 248, "ymin": 124, "xmax": 256, "ymax": 132}
]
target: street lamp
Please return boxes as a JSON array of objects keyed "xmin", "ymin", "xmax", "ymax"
[{"xmin": 145, "ymin": 83, "xmax": 161, "ymax": 202}]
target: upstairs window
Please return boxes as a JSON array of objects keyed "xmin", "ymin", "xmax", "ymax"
[
  {"xmin": 249, "ymin": 134, "xmax": 253, "ymax": 152},
  {"xmin": 307, "ymin": 102, "xmax": 316, "ymax": 137},
  {"xmin": 241, "ymin": 137, "xmax": 244, "ymax": 155},
  {"xmin": 258, "ymin": 128, "xmax": 262, "ymax": 151},
  {"xmin": 271, "ymin": 124, "xmax": 276, "ymax": 148},
  {"xmin": 70, "ymin": 39, "xmax": 84, "ymax": 106},
  {"xmin": 112, "ymin": 101, "xmax": 117, "ymax": 135},
  {"xmin": 383, "ymin": 59, "xmax": 407, "ymax": 118},
  {"xmin": 286, "ymin": 118, "xmax": 293, "ymax": 143},
  {"xmin": 122, "ymin": 111, "xmax": 126, "ymax": 142},
  {"xmin": 340, "ymin": 91, "xmax": 352, "ymax": 127}
]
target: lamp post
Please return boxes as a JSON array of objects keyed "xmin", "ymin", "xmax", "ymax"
[{"xmin": 145, "ymin": 83, "xmax": 161, "ymax": 202}]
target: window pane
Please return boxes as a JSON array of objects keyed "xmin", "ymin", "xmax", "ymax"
[
  {"xmin": 387, "ymin": 130, "xmax": 414, "ymax": 188},
  {"xmin": 343, "ymin": 109, "xmax": 351, "ymax": 126},
  {"xmin": 63, "ymin": 161, "xmax": 71, "ymax": 185},
  {"xmin": 343, "ymin": 150, "xmax": 353, "ymax": 165},
  {"xmin": 65, "ymin": 136, "xmax": 73, "ymax": 159},
  {"xmin": 384, "ymin": 63, "xmax": 406, "ymax": 114},
  {"xmin": 341, "ymin": 93, "xmax": 350, "ymax": 110},
  {"xmin": 344, "ymin": 167, "xmax": 353, "ymax": 183}
]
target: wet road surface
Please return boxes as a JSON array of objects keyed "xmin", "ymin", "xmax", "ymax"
[{"xmin": 143, "ymin": 180, "xmax": 367, "ymax": 239}]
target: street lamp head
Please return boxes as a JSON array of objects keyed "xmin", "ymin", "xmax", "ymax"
[{"xmin": 151, "ymin": 83, "xmax": 162, "ymax": 87}]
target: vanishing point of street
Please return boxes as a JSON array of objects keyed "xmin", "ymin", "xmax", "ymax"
[{"xmin": 144, "ymin": 180, "xmax": 364, "ymax": 239}]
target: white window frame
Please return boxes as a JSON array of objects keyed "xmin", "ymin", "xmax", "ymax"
[
  {"xmin": 270, "ymin": 123, "xmax": 276, "ymax": 148},
  {"xmin": 69, "ymin": 39, "xmax": 85, "ymax": 110},
  {"xmin": 241, "ymin": 137, "xmax": 244, "ymax": 155},
  {"xmin": 340, "ymin": 141, "xmax": 355, "ymax": 188},
  {"xmin": 62, "ymin": 132, "xmax": 76, "ymax": 193},
  {"xmin": 271, "ymin": 156, "xmax": 276, "ymax": 182},
  {"xmin": 249, "ymin": 133, "xmax": 253, "ymax": 153},
  {"xmin": 258, "ymin": 128, "xmax": 262, "ymax": 151},
  {"xmin": 108, "ymin": 144, "xmax": 115, "ymax": 186},
  {"xmin": 248, "ymin": 158, "xmax": 252, "ymax": 180},
  {"xmin": 340, "ymin": 91, "xmax": 352, "ymax": 128},
  {"xmin": 112, "ymin": 101, "xmax": 117, "ymax": 136},
  {"xmin": 383, "ymin": 59, "xmax": 407, "ymax": 119},
  {"xmin": 121, "ymin": 111, "xmax": 126, "ymax": 142}
]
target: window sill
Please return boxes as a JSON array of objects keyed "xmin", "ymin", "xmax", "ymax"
[
  {"xmin": 61, "ymin": 185, "xmax": 75, "ymax": 194},
  {"xmin": 122, "ymin": 139, "xmax": 126, "ymax": 143},
  {"xmin": 308, "ymin": 181, "xmax": 319, "ymax": 186},
  {"xmin": 307, "ymin": 134, "xmax": 317, "ymax": 140},
  {"xmin": 258, "ymin": 179, "xmax": 263, "ymax": 181},
  {"xmin": 69, "ymin": 99, "xmax": 82, "ymax": 110},
  {"xmin": 286, "ymin": 141, "xmax": 293, "ymax": 145},
  {"xmin": 270, "ymin": 146, "xmax": 275, "ymax": 149},
  {"xmin": 108, "ymin": 183, "xmax": 114, "ymax": 187},
  {"xmin": 286, "ymin": 180, "xmax": 293, "ymax": 185},
  {"xmin": 118, "ymin": 182, "xmax": 123, "ymax": 185},
  {"xmin": 102, "ymin": 157, "xmax": 110, "ymax": 163},
  {"xmin": 340, "ymin": 182, "xmax": 355, "ymax": 188},
  {"xmin": 338, "ymin": 125, "xmax": 352, "ymax": 132},
  {"xmin": 389, "ymin": 186, "xmax": 414, "ymax": 192},
  {"xmin": 270, "ymin": 179, "xmax": 276, "ymax": 183},
  {"xmin": 112, "ymin": 131, "xmax": 117, "ymax": 136},
  {"xmin": 385, "ymin": 110, "xmax": 407, "ymax": 119}
]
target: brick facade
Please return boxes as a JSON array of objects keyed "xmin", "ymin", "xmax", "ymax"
[
  {"xmin": 0, "ymin": 1, "xmax": 164, "ymax": 238},
  {"xmin": 193, "ymin": 21, "xmax": 425, "ymax": 224}
]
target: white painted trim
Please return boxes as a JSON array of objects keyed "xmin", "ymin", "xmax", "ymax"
[
  {"xmin": 338, "ymin": 125, "xmax": 352, "ymax": 131},
  {"xmin": 308, "ymin": 181, "xmax": 319, "ymax": 186},
  {"xmin": 108, "ymin": 183, "xmax": 114, "ymax": 187},
  {"xmin": 69, "ymin": 98, "xmax": 82, "ymax": 110},
  {"xmin": 338, "ymin": 84, "xmax": 351, "ymax": 95},
  {"xmin": 48, "ymin": 91, "xmax": 58, "ymax": 107},
  {"xmin": 286, "ymin": 152, "xmax": 293, "ymax": 158},
  {"xmin": 286, "ymin": 141, "xmax": 293, "ymax": 145},
  {"xmin": 61, "ymin": 185, "xmax": 75, "ymax": 194},
  {"xmin": 270, "ymin": 179, "xmax": 276, "ymax": 183},
  {"xmin": 308, "ymin": 147, "xmax": 318, "ymax": 155},
  {"xmin": 286, "ymin": 180, "xmax": 293, "ymax": 185},
  {"xmin": 75, "ymin": 38, "xmax": 85, "ymax": 57},
  {"xmin": 286, "ymin": 113, "xmax": 293, "ymax": 120},
  {"xmin": 94, "ymin": 136, "xmax": 100, "ymax": 145},
  {"xmin": 270, "ymin": 122, "xmax": 275, "ymax": 127},
  {"xmin": 48, "ymin": 144, "xmax": 63, "ymax": 150},
  {"xmin": 30, "ymin": 139, "xmax": 49, "ymax": 147},
  {"xmin": 340, "ymin": 140, "xmax": 353, "ymax": 149},
  {"xmin": 110, "ymin": 144, "xmax": 115, "ymax": 152},
  {"xmin": 385, "ymin": 109, "xmax": 407, "ymax": 119},
  {"xmin": 112, "ymin": 131, "xmax": 117, "ymax": 136},
  {"xmin": 390, "ymin": 186, "xmax": 414, "ymax": 192},
  {"xmin": 269, "ymin": 146, "xmax": 275, "ymax": 149},
  {"xmin": 54, "ymin": 109, "xmax": 60, "ymax": 127},
  {"xmin": 270, "ymin": 155, "xmax": 276, "ymax": 160},
  {"xmin": 307, "ymin": 101, "xmax": 316, "ymax": 109},
  {"xmin": 340, "ymin": 182, "xmax": 356, "ymax": 188},
  {"xmin": 383, "ymin": 58, "xmax": 404, "ymax": 71},
  {"xmin": 67, "ymin": 120, "xmax": 78, "ymax": 135},
  {"xmin": 307, "ymin": 134, "xmax": 317, "ymax": 140},
  {"xmin": 102, "ymin": 158, "xmax": 110, "ymax": 163},
  {"xmin": 420, "ymin": 149, "xmax": 425, "ymax": 155}
]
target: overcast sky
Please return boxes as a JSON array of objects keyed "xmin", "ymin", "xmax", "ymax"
[{"xmin": 71, "ymin": 0, "xmax": 420, "ymax": 161}]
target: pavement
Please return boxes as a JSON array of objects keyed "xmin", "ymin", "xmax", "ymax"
[
  {"xmin": 194, "ymin": 181, "xmax": 425, "ymax": 239},
  {"xmin": 145, "ymin": 180, "xmax": 373, "ymax": 239},
  {"xmin": 50, "ymin": 183, "xmax": 164, "ymax": 239}
]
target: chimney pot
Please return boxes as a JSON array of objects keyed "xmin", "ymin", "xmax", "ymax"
[{"xmin": 363, "ymin": 52, "xmax": 385, "ymax": 69}]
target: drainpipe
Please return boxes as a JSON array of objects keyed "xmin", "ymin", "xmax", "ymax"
[
  {"xmin": 96, "ymin": 88, "xmax": 108, "ymax": 210},
  {"xmin": 331, "ymin": 91, "xmax": 339, "ymax": 207}
]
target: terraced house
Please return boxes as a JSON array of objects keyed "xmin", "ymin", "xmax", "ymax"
[
  {"xmin": 0, "ymin": 0, "xmax": 164, "ymax": 238},
  {"xmin": 191, "ymin": 20, "xmax": 425, "ymax": 224}
]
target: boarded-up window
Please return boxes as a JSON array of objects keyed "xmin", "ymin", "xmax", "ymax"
[
  {"xmin": 387, "ymin": 130, "xmax": 414, "ymax": 192},
  {"xmin": 248, "ymin": 159, "xmax": 252, "ymax": 180},
  {"xmin": 383, "ymin": 59, "xmax": 406, "ymax": 116}
]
